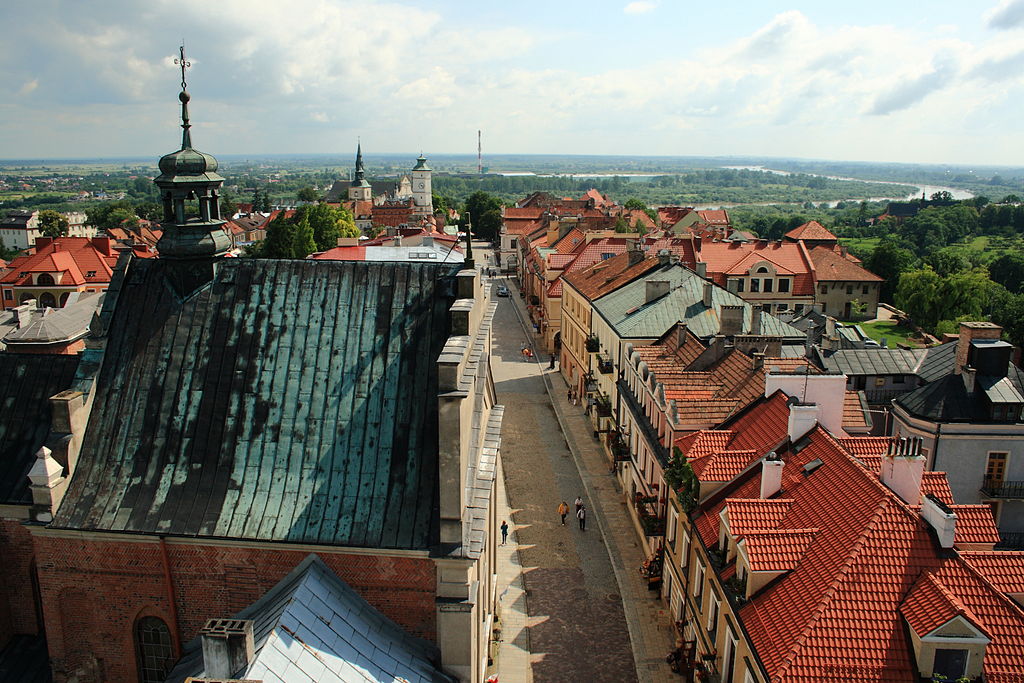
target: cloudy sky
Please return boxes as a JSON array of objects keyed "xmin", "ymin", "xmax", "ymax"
[{"xmin": 2, "ymin": 0, "xmax": 1023, "ymax": 164}]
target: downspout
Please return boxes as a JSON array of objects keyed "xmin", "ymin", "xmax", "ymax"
[
  {"xmin": 158, "ymin": 536, "xmax": 182, "ymax": 656},
  {"xmin": 931, "ymin": 423, "xmax": 942, "ymax": 471}
]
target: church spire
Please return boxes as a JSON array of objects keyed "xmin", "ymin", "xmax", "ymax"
[{"xmin": 175, "ymin": 45, "xmax": 193, "ymax": 149}]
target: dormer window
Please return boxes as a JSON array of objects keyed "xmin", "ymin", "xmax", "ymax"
[
  {"xmin": 86, "ymin": 270, "xmax": 97, "ymax": 277},
  {"xmin": 755, "ymin": 266, "xmax": 769, "ymax": 273},
  {"xmin": 36, "ymin": 273, "xmax": 55, "ymax": 286}
]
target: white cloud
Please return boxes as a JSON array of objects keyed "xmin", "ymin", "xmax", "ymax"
[
  {"xmin": 985, "ymin": 0, "xmax": 1024, "ymax": 29},
  {"xmin": 623, "ymin": 2, "xmax": 656, "ymax": 15},
  {"xmin": 18, "ymin": 79, "xmax": 38, "ymax": 95}
]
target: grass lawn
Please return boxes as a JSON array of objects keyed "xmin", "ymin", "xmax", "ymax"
[
  {"xmin": 838, "ymin": 236, "xmax": 880, "ymax": 259},
  {"xmin": 844, "ymin": 319, "xmax": 922, "ymax": 348}
]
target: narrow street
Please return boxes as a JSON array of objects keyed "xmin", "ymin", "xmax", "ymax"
[{"xmin": 483, "ymin": 253, "xmax": 677, "ymax": 683}]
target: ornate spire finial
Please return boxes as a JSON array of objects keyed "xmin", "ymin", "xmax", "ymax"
[
  {"xmin": 174, "ymin": 44, "xmax": 193, "ymax": 149},
  {"xmin": 464, "ymin": 212, "xmax": 474, "ymax": 268}
]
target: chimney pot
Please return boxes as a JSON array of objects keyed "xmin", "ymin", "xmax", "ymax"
[
  {"xmin": 880, "ymin": 437, "xmax": 925, "ymax": 505},
  {"xmin": 695, "ymin": 262, "xmax": 707, "ymax": 277}
]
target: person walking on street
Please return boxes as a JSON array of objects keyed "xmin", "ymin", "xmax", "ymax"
[
  {"xmin": 500, "ymin": 520, "xmax": 509, "ymax": 545},
  {"xmin": 574, "ymin": 496, "xmax": 583, "ymax": 514},
  {"xmin": 577, "ymin": 506, "xmax": 586, "ymax": 531},
  {"xmin": 567, "ymin": 388, "xmax": 573, "ymax": 403},
  {"xmin": 549, "ymin": 355, "xmax": 556, "ymax": 370},
  {"xmin": 558, "ymin": 501, "xmax": 569, "ymax": 525}
]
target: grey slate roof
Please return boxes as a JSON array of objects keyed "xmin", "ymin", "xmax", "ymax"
[
  {"xmin": 2, "ymin": 293, "xmax": 104, "ymax": 346},
  {"xmin": 895, "ymin": 364, "xmax": 1024, "ymax": 422},
  {"xmin": 167, "ymin": 554, "xmax": 454, "ymax": 683},
  {"xmin": 592, "ymin": 263, "xmax": 804, "ymax": 341},
  {"xmin": 51, "ymin": 258, "xmax": 461, "ymax": 549},
  {"xmin": 815, "ymin": 348, "xmax": 927, "ymax": 376},
  {"xmin": 0, "ymin": 353, "xmax": 80, "ymax": 505}
]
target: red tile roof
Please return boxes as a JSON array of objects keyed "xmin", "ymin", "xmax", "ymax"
[
  {"xmin": 561, "ymin": 252, "xmax": 661, "ymax": 301},
  {"xmin": 697, "ymin": 209, "xmax": 731, "ymax": 226},
  {"xmin": 785, "ymin": 220, "xmax": 837, "ymax": 242},
  {"xmin": 697, "ymin": 240, "xmax": 815, "ymax": 295},
  {"xmin": 809, "ymin": 245, "xmax": 883, "ymax": 282},
  {"xmin": 901, "ymin": 571, "xmax": 986, "ymax": 637},
  {"xmin": 692, "ymin": 427, "xmax": 1024, "ymax": 682},
  {"xmin": 693, "ymin": 449, "xmax": 759, "ymax": 481},
  {"xmin": 743, "ymin": 528, "xmax": 820, "ymax": 572},
  {"xmin": 1, "ymin": 237, "xmax": 117, "ymax": 287},
  {"xmin": 959, "ymin": 552, "xmax": 1024, "ymax": 596},
  {"xmin": 947, "ymin": 505, "xmax": 1002, "ymax": 545}
]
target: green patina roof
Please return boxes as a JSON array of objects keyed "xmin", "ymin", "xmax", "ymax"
[
  {"xmin": 52, "ymin": 258, "xmax": 460, "ymax": 549},
  {"xmin": 412, "ymin": 155, "xmax": 431, "ymax": 171},
  {"xmin": 592, "ymin": 264, "xmax": 804, "ymax": 340}
]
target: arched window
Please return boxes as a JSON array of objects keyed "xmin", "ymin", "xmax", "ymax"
[
  {"xmin": 39, "ymin": 292, "xmax": 57, "ymax": 308},
  {"xmin": 19, "ymin": 293, "xmax": 34, "ymax": 305},
  {"xmin": 36, "ymin": 273, "xmax": 55, "ymax": 286},
  {"xmin": 755, "ymin": 266, "xmax": 769, "ymax": 274},
  {"xmin": 135, "ymin": 616, "xmax": 174, "ymax": 683},
  {"xmin": 59, "ymin": 292, "xmax": 70, "ymax": 307}
]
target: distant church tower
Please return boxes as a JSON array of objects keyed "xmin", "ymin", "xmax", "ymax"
[
  {"xmin": 411, "ymin": 154, "xmax": 432, "ymax": 217},
  {"xmin": 348, "ymin": 143, "xmax": 372, "ymax": 201}
]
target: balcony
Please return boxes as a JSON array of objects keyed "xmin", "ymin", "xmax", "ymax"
[
  {"xmin": 585, "ymin": 334, "xmax": 600, "ymax": 353},
  {"xmin": 617, "ymin": 378, "xmax": 669, "ymax": 466},
  {"xmin": 597, "ymin": 354, "xmax": 613, "ymax": 374},
  {"xmin": 981, "ymin": 479, "xmax": 1024, "ymax": 499}
]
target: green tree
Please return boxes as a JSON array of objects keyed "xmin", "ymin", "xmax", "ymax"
[
  {"xmin": 896, "ymin": 267, "xmax": 943, "ymax": 330},
  {"xmin": 296, "ymin": 186, "xmax": 319, "ymax": 203},
  {"xmin": 624, "ymin": 198, "xmax": 647, "ymax": 211},
  {"xmin": 261, "ymin": 211, "xmax": 295, "ymax": 258},
  {"xmin": 134, "ymin": 202, "xmax": 163, "ymax": 221},
  {"xmin": 462, "ymin": 191, "xmax": 503, "ymax": 241},
  {"xmin": 291, "ymin": 216, "xmax": 316, "ymax": 258},
  {"xmin": 866, "ymin": 238, "xmax": 917, "ymax": 303},
  {"xmin": 220, "ymin": 194, "xmax": 239, "ymax": 219},
  {"xmin": 989, "ymin": 252, "xmax": 1024, "ymax": 294},
  {"xmin": 925, "ymin": 247, "xmax": 971, "ymax": 277},
  {"xmin": 37, "ymin": 210, "xmax": 69, "ymax": 237}
]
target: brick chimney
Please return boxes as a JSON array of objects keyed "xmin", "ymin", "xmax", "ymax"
[
  {"xmin": 674, "ymin": 321, "xmax": 689, "ymax": 350},
  {"xmin": 955, "ymin": 322, "xmax": 1001, "ymax": 374},
  {"xmin": 720, "ymin": 305, "xmax": 744, "ymax": 336},
  {"xmin": 35, "ymin": 236, "xmax": 53, "ymax": 250},
  {"xmin": 200, "ymin": 619, "xmax": 255, "ymax": 679},
  {"xmin": 646, "ymin": 280, "xmax": 670, "ymax": 303},
  {"xmin": 657, "ymin": 249, "xmax": 670, "ymax": 266},
  {"xmin": 751, "ymin": 351, "xmax": 765, "ymax": 370},
  {"xmin": 751, "ymin": 309, "xmax": 762, "ymax": 335},
  {"xmin": 760, "ymin": 452, "xmax": 784, "ymax": 498},
  {"xmin": 880, "ymin": 437, "xmax": 925, "ymax": 505},
  {"xmin": 90, "ymin": 235, "xmax": 113, "ymax": 257},
  {"xmin": 627, "ymin": 243, "xmax": 644, "ymax": 266}
]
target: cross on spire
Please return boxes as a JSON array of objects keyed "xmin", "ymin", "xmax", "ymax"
[{"xmin": 174, "ymin": 44, "xmax": 191, "ymax": 91}]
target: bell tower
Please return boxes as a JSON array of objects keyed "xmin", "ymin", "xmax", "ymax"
[
  {"xmin": 153, "ymin": 45, "xmax": 231, "ymax": 261},
  {"xmin": 348, "ymin": 142, "xmax": 372, "ymax": 201},
  {"xmin": 411, "ymin": 153, "xmax": 432, "ymax": 217}
]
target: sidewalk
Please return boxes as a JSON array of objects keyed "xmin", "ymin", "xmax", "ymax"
[{"xmin": 493, "ymin": 274, "xmax": 676, "ymax": 681}]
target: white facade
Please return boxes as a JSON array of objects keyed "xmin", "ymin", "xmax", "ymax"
[{"xmin": 412, "ymin": 155, "xmax": 432, "ymax": 216}]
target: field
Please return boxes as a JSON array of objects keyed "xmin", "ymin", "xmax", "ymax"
[{"xmin": 846, "ymin": 319, "xmax": 922, "ymax": 348}]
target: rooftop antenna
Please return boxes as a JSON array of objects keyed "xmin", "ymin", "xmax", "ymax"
[
  {"xmin": 478, "ymin": 130, "xmax": 482, "ymax": 176},
  {"xmin": 173, "ymin": 43, "xmax": 193, "ymax": 149}
]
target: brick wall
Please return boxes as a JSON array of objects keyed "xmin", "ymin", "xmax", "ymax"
[
  {"xmin": 33, "ymin": 534, "xmax": 436, "ymax": 683},
  {"xmin": 0, "ymin": 517, "xmax": 42, "ymax": 647}
]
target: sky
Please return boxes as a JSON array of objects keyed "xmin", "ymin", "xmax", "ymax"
[{"xmin": 2, "ymin": 0, "xmax": 1024, "ymax": 165}]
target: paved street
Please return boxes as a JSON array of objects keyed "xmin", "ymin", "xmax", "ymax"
[{"xmin": 485, "ymin": 261, "xmax": 677, "ymax": 683}]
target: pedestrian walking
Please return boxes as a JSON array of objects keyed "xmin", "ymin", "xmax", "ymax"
[
  {"xmin": 567, "ymin": 388, "xmax": 573, "ymax": 403},
  {"xmin": 574, "ymin": 496, "xmax": 583, "ymax": 514},
  {"xmin": 548, "ymin": 355, "xmax": 556, "ymax": 370},
  {"xmin": 500, "ymin": 520, "xmax": 509, "ymax": 544},
  {"xmin": 577, "ymin": 505, "xmax": 586, "ymax": 531},
  {"xmin": 558, "ymin": 501, "xmax": 569, "ymax": 525}
]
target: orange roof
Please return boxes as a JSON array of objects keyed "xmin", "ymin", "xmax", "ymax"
[
  {"xmin": 809, "ymin": 245, "xmax": 883, "ymax": 282},
  {"xmin": 960, "ymin": 552, "xmax": 1024, "ymax": 595},
  {"xmin": 697, "ymin": 240, "xmax": 815, "ymax": 295},
  {"xmin": 743, "ymin": 528, "xmax": 819, "ymax": 572},
  {"xmin": 692, "ymin": 427, "xmax": 1024, "ymax": 682},
  {"xmin": 696, "ymin": 209, "xmax": 730, "ymax": 226},
  {"xmin": 948, "ymin": 505, "xmax": 1001, "ymax": 545},
  {"xmin": 785, "ymin": 220, "xmax": 837, "ymax": 241},
  {"xmin": 561, "ymin": 252, "xmax": 661, "ymax": 301},
  {"xmin": 692, "ymin": 450, "xmax": 759, "ymax": 481},
  {"xmin": 1, "ymin": 237, "xmax": 117, "ymax": 287},
  {"xmin": 843, "ymin": 390, "xmax": 872, "ymax": 431}
]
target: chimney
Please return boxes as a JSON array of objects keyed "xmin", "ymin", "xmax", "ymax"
[
  {"xmin": 628, "ymin": 243, "xmax": 644, "ymax": 266},
  {"xmin": 695, "ymin": 262, "xmax": 707, "ymax": 277},
  {"xmin": 658, "ymin": 248, "xmax": 670, "ymax": 266},
  {"xmin": 921, "ymin": 495, "xmax": 957, "ymax": 549},
  {"xmin": 751, "ymin": 309, "xmax": 762, "ymax": 335},
  {"xmin": 787, "ymin": 401, "xmax": 818, "ymax": 442},
  {"xmin": 90, "ymin": 236, "xmax": 113, "ymax": 257},
  {"xmin": 720, "ymin": 305, "xmax": 744, "ymax": 336},
  {"xmin": 751, "ymin": 351, "xmax": 765, "ymax": 370},
  {"xmin": 702, "ymin": 280, "xmax": 714, "ymax": 307},
  {"xmin": 955, "ymin": 322, "xmax": 1002, "ymax": 374},
  {"xmin": 760, "ymin": 452, "xmax": 784, "ymax": 498},
  {"xmin": 200, "ymin": 619, "xmax": 255, "ymax": 679},
  {"xmin": 12, "ymin": 302, "xmax": 35, "ymax": 328},
  {"xmin": 880, "ymin": 437, "xmax": 925, "ymax": 505},
  {"xmin": 674, "ymin": 321, "xmax": 689, "ymax": 349},
  {"xmin": 962, "ymin": 365, "xmax": 977, "ymax": 393},
  {"xmin": 35, "ymin": 236, "xmax": 53, "ymax": 250},
  {"xmin": 422, "ymin": 234, "xmax": 433, "ymax": 247},
  {"xmin": 646, "ymin": 280, "xmax": 670, "ymax": 303}
]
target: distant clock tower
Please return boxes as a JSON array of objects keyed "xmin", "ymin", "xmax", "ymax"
[
  {"xmin": 348, "ymin": 142, "xmax": 372, "ymax": 202},
  {"xmin": 411, "ymin": 154, "xmax": 432, "ymax": 217}
]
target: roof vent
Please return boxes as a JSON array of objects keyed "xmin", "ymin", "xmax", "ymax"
[{"xmin": 801, "ymin": 458, "xmax": 824, "ymax": 476}]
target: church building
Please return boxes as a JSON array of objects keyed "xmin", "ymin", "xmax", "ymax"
[{"xmin": 326, "ymin": 146, "xmax": 435, "ymax": 233}]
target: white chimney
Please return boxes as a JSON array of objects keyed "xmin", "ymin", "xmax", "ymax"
[
  {"xmin": 880, "ymin": 437, "xmax": 925, "ymax": 505},
  {"xmin": 765, "ymin": 373, "xmax": 848, "ymax": 434},
  {"xmin": 200, "ymin": 619, "xmax": 255, "ymax": 679},
  {"xmin": 921, "ymin": 495, "xmax": 957, "ymax": 549},
  {"xmin": 787, "ymin": 402, "xmax": 818, "ymax": 442},
  {"xmin": 760, "ymin": 452, "xmax": 784, "ymax": 498}
]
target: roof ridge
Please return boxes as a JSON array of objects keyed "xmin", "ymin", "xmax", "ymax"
[{"xmin": 953, "ymin": 554, "xmax": 1024, "ymax": 622}]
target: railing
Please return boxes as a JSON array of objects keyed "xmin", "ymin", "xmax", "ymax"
[
  {"xmin": 617, "ymin": 378, "xmax": 670, "ymax": 466},
  {"xmin": 981, "ymin": 479, "xmax": 1024, "ymax": 499},
  {"xmin": 996, "ymin": 532, "xmax": 1024, "ymax": 550},
  {"xmin": 597, "ymin": 354, "xmax": 613, "ymax": 374}
]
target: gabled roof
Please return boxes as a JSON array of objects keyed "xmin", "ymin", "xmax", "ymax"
[
  {"xmin": 561, "ymin": 252, "xmax": 661, "ymax": 301},
  {"xmin": 52, "ymin": 259, "xmax": 460, "ymax": 549},
  {"xmin": 696, "ymin": 209, "xmax": 730, "ymax": 226},
  {"xmin": 742, "ymin": 528, "xmax": 819, "ymax": 572},
  {"xmin": 593, "ymin": 263, "xmax": 804, "ymax": 340},
  {"xmin": 697, "ymin": 240, "xmax": 815, "ymax": 295},
  {"xmin": 0, "ymin": 237, "xmax": 117, "ymax": 286},
  {"xmin": 0, "ymin": 353, "xmax": 80, "ymax": 505},
  {"xmin": 809, "ymin": 246, "xmax": 883, "ymax": 282},
  {"xmin": 959, "ymin": 552, "xmax": 1024, "ymax": 595},
  {"xmin": 816, "ymin": 347, "xmax": 927, "ymax": 376},
  {"xmin": 167, "ymin": 554, "xmax": 454, "ymax": 683},
  {"xmin": 3, "ymin": 292, "xmax": 103, "ymax": 346},
  {"xmin": 901, "ymin": 571, "xmax": 987, "ymax": 638},
  {"xmin": 785, "ymin": 220, "xmax": 837, "ymax": 242}
]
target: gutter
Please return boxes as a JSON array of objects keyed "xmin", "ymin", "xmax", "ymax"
[{"xmin": 159, "ymin": 535, "xmax": 183, "ymax": 657}]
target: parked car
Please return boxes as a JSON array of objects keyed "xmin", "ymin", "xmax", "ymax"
[{"xmin": 496, "ymin": 286, "xmax": 510, "ymax": 297}]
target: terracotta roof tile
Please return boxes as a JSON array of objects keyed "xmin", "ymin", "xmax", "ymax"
[
  {"xmin": 743, "ymin": 528, "xmax": 819, "ymax": 572},
  {"xmin": 809, "ymin": 245, "xmax": 883, "ymax": 282},
  {"xmin": 959, "ymin": 551, "xmax": 1024, "ymax": 596},
  {"xmin": 562, "ymin": 252, "xmax": 662, "ymax": 301},
  {"xmin": 693, "ymin": 450, "xmax": 759, "ymax": 481},
  {"xmin": 724, "ymin": 499, "xmax": 794, "ymax": 537},
  {"xmin": 901, "ymin": 571, "xmax": 986, "ymax": 637},
  {"xmin": 698, "ymin": 241, "xmax": 815, "ymax": 295},
  {"xmin": 785, "ymin": 220, "xmax": 837, "ymax": 241},
  {"xmin": 949, "ymin": 505, "xmax": 1001, "ymax": 545}
]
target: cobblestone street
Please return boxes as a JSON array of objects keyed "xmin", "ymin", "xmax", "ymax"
[{"xmin": 487, "ymin": 264, "xmax": 676, "ymax": 683}]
